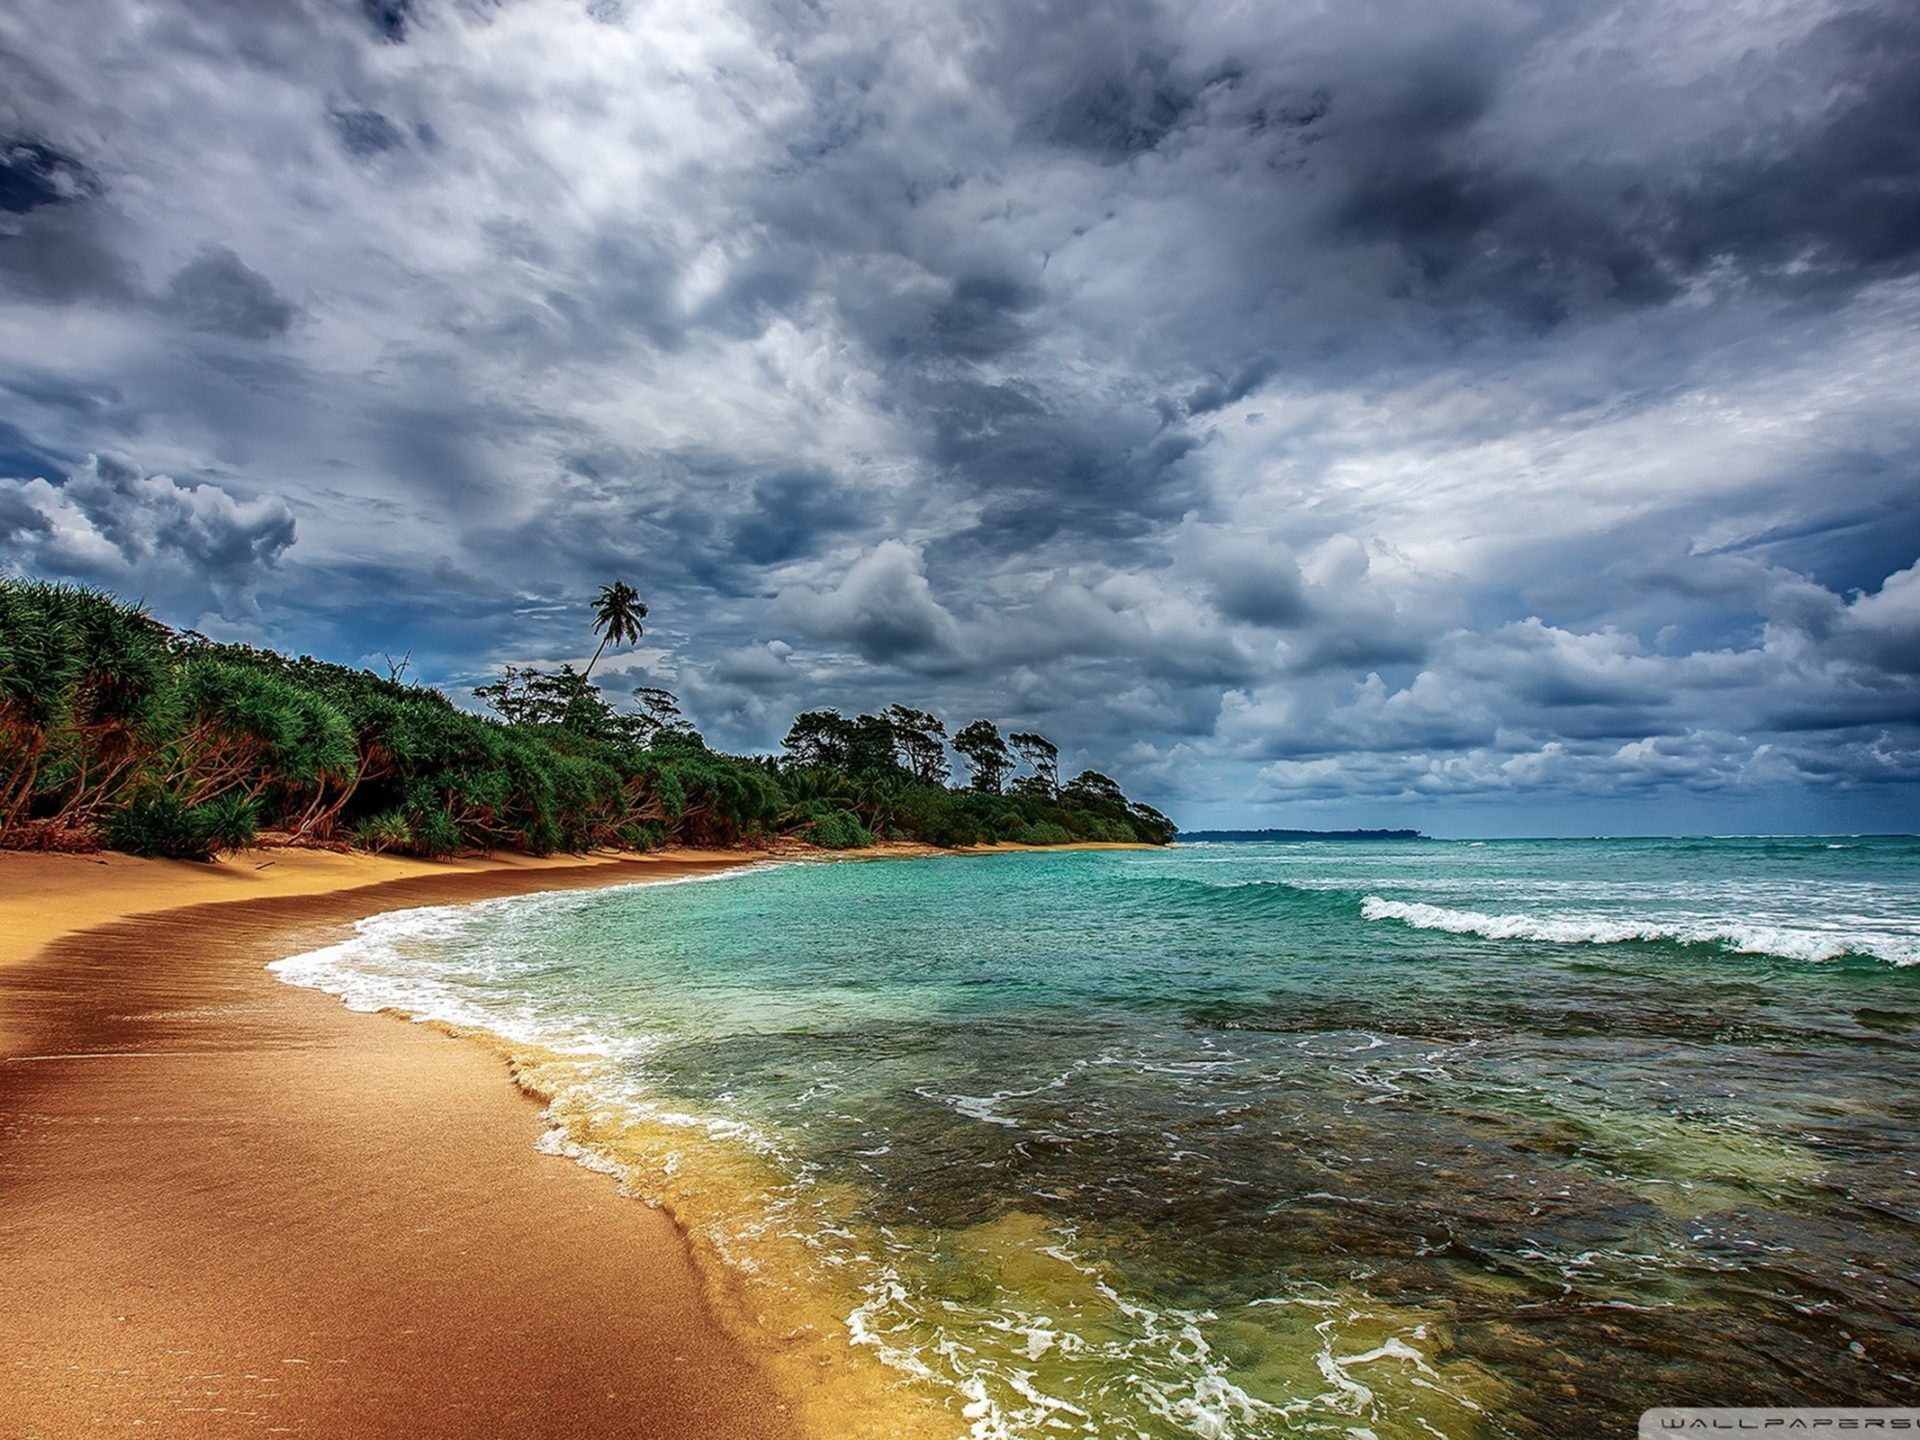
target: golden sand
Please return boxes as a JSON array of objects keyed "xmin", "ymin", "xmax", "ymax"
[
  {"xmin": 0, "ymin": 847, "xmax": 799, "ymax": 1439},
  {"xmin": 0, "ymin": 839, "xmax": 1157, "ymax": 1438}
]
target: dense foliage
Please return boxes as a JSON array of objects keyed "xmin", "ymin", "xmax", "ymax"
[{"xmin": 0, "ymin": 579, "xmax": 1175, "ymax": 859}]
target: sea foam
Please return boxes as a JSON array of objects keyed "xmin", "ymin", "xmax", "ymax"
[{"xmin": 1358, "ymin": 896, "xmax": 1919, "ymax": 965}]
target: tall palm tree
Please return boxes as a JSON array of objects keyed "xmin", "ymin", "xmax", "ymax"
[{"xmin": 566, "ymin": 580, "xmax": 647, "ymax": 727}]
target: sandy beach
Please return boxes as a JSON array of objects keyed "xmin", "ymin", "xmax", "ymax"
[
  {"xmin": 0, "ymin": 839, "xmax": 1158, "ymax": 1438},
  {"xmin": 0, "ymin": 846, "xmax": 802, "ymax": 1440}
]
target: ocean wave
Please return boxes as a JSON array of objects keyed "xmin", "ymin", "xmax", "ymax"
[
  {"xmin": 1133, "ymin": 874, "xmax": 1360, "ymax": 918},
  {"xmin": 1358, "ymin": 897, "xmax": 1919, "ymax": 965},
  {"xmin": 269, "ymin": 867, "xmax": 775, "ymax": 1050}
]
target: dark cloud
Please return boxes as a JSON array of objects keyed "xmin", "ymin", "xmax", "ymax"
[
  {"xmin": 330, "ymin": 108, "xmax": 407, "ymax": 157},
  {"xmin": 1183, "ymin": 359, "xmax": 1276, "ymax": 417},
  {"xmin": 711, "ymin": 640, "xmax": 796, "ymax": 688},
  {"xmin": 0, "ymin": 0, "xmax": 1914, "ymax": 829},
  {"xmin": 727, "ymin": 470, "xmax": 866, "ymax": 567},
  {"xmin": 0, "ymin": 136, "xmax": 131, "ymax": 303},
  {"xmin": 921, "ymin": 273, "xmax": 1041, "ymax": 361},
  {"xmin": 0, "ymin": 419, "xmax": 65, "ymax": 480},
  {"xmin": 164, "ymin": 246, "xmax": 298, "ymax": 338},
  {"xmin": 922, "ymin": 379, "xmax": 1204, "ymax": 550},
  {"xmin": 1038, "ymin": 63, "xmax": 1196, "ymax": 160},
  {"xmin": 1180, "ymin": 527, "xmax": 1311, "ymax": 627},
  {"xmin": 361, "ymin": 0, "xmax": 412, "ymax": 43},
  {"xmin": 0, "ymin": 137, "xmax": 97, "ymax": 213},
  {"xmin": 1318, "ymin": 5, "xmax": 1920, "ymax": 327},
  {"xmin": 779, "ymin": 541, "xmax": 967, "ymax": 668},
  {"xmin": 969, "ymin": 0, "xmax": 1201, "ymax": 161},
  {"xmin": 1667, "ymin": 8, "xmax": 1920, "ymax": 282},
  {"xmin": 0, "ymin": 206, "xmax": 137, "ymax": 303}
]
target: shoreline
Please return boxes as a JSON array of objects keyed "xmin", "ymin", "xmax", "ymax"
[
  {"xmin": 0, "ymin": 839, "xmax": 1148, "ymax": 1438},
  {"xmin": 1, "ymin": 847, "xmax": 803, "ymax": 1439}
]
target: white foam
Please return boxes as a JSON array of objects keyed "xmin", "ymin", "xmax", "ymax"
[
  {"xmin": 917, "ymin": 1064, "xmax": 1082, "ymax": 1129},
  {"xmin": 1359, "ymin": 896, "xmax": 1919, "ymax": 965},
  {"xmin": 269, "ymin": 865, "xmax": 777, "ymax": 1049}
]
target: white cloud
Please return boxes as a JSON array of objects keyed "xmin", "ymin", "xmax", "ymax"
[{"xmin": 0, "ymin": 453, "xmax": 295, "ymax": 617}]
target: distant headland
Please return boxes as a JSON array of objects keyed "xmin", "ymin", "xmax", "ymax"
[{"xmin": 1177, "ymin": 828, "xmax": 1428, "ymax": 842}]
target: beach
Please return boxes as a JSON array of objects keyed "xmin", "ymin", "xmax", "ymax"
[
  {"xmin": 7, "ymin": 837, "xmax": 1916, "ymax": 1440},
  {"xmin": 0, "ymin": 840, "xmax": 1145, "ymax": 1440},
  {"xmin": 248, "ymin": 836, "xmax": 1914, "ymax": 1439},
  {"xmin": 0, "ymin": 846, "xmax": 800, "ymax": 1440}
]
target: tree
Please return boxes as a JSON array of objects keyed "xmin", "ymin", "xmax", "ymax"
[
  {"xmin": 475, "ymin": 664, "xmax": 609, "ymax": 731},
  {"xmin": 847, "ymin": 713, "xmax": 901, "ymax": 776},
  {"xmin": 782, "ymin": 709, "xmax": 855, "ymax": 769},
  {"xmin": 567, "ymin": 580, "xmax": 647, "ymax": 727},
  {"xmin": 630, "ymin": 685, "xmax": 691, "ymax": 744},
  {"xmin": 0, "ymin": 577, "xmax": 1184, "ymax": 860},
  {"xmin": 952, "ymin": 719, "xmax": 1013, "ymax": 793},
  {"xmin": 1008, "ymin": 731, "xmax": 1059, "ymax": 797},
  {"xmin": 1063, "ymin": 770, "xmax": 1126, "ymax": 806},
  {"xmin": 883, "ymin": 704, "xmax": 949, "ymax": 784},
  {"xmin": 0, "ymin": 582, "xmax": 172, "ymax": 841},
  {"xmin": 474, "ymin": 665, "xmax": 553, "ymax": 725},
  {"xmin": 1128, "ymin": 802, "xmax": 1178, "ymax": 845}
]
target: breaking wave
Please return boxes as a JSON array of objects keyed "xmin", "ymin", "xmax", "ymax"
[{"xmin": 1359, "ymin": 896, "xmax": 1919, "ymax": 966}]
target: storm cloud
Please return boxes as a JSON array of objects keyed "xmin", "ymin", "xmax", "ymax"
[
  {"xmin": 164, "ymin": 247, "xmax": 299, "ymax": 339},
  {"xmin": 0, "ymin": 453, "xmax": 296, "ymax": 618},
  {"xmin": 0, "ymin": 0, "xmax": 1915, "ymax": 833}
]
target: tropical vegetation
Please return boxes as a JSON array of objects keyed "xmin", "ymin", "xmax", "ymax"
[{"xmin": 0, "ymin": 577, "xmax": 1175, "ymax": 859}]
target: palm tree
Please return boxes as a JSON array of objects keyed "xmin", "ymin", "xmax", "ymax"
[{"xmin": 566, "ymin": 580, "xmax": 647, "ymax": 727}]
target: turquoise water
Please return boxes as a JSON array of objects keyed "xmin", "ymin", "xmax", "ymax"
[{"xmin": 276, "ymin": 837, "xmax": 1920, "ymax": 1438}]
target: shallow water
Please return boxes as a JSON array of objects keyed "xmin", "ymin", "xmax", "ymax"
[{"xmin": 275, "ymin": 837, "xmax": 1920, "ymax": 1438}]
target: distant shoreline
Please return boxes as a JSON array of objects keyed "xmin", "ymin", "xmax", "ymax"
[
  {"xmin": 1177, "ymin": 827, "xmax": 1428, "ymax": 842},
  {"xmin": 1177, "ymin": 830, "xmax": 1918, "ymax": 843}
]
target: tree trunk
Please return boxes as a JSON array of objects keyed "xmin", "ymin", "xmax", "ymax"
[{"xmin": 562, "ymin": 633, "xmax": 611, "ymax": 728}]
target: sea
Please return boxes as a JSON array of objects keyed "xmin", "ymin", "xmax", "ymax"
[{"xmin": 272, "ymin": 836, "xmax": 1920, "ymax": 1439}]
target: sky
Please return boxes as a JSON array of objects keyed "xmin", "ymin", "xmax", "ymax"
[{"xmin": 1, "ymin": 0, "xmax": 1916, "ymax": 836}]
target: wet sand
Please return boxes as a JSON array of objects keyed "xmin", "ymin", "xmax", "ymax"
[{"xmin": 0, "ymin": 848, "xmax": 798, "ymax": 1439}]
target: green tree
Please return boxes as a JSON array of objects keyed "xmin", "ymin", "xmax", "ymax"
[
  {"xmin": 783, "ymin": 709, "xmax": 855, "ymax": 768},
  {"xmin": 1, "ymin": 578, "xmax": 1180, "ymax": 859},
  {"xmin": 952, "ymin": 719, "xmax": 1013, "ymax": 793},
  {"xmin": 478, "ymin": 665, "xmax": 618, "ymax": 737},
  {"xmin": 567, "ymin": 580, "xmax": 647, "ymax": 727},
  {"xmin": 1063, "ymin": 770, "xmax": 1125, "ymax": 806},
  {"xmin": 1127, "ymin": 802, "xmax": 1178, "ymax": 845},
  {"xmin": 847, "ymin": 713, "xmax": 901, "ymax": 777},
  {"xmin": 884, "ymin": 704, "xmax": 949, "ymax": 784},
  {"xmin": 1008, "ymin": 731, "xmax": 1059, "ymax": 797},
  {"xmin": 0, "ymin": 582, "xmax": 172, "ymax": 840},
  {"xmin": 631, "ymin": 686, "xmax": 692, "ymax": 744},
  {"xmin": 474, "ymin": 664, "xmax": 563, "ymax": 725}
]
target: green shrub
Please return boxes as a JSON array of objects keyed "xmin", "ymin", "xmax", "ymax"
[
  {"xmin": 105, "ymin": 789, "xmax": 257, "ymax": 859},
  {"xmin": 351, "ymin": 809, "xmax": 413, "ymax": 854},
  {"xmin": 196, "ymin": 792, "xmax": 261, "ymax": 853},
  {"xmin": 403, "ymin": 807, "xmax": 462, "ymax": 858},
  {"xmin": 106, "ymin": 792, "xmax": 198, "ymax": 857},
  {"xmin": 1018, "ymin": 821, "xmax": 1074, "ymax": 846},
  {"xmin": 806, "ymin": 809, "xmax": 874, "ymax": 849},
  {"xmin": 920, "ymin": 809, "xmax": 984, "ymax": 848},
  {"xmin": 618, "ymin": 821, "xmax": 667, "ymax": 851}
]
